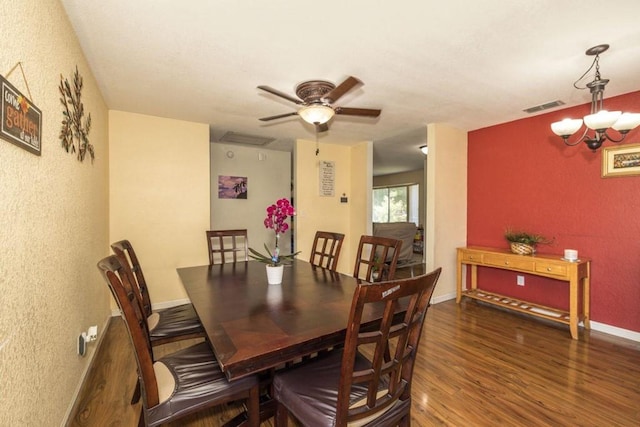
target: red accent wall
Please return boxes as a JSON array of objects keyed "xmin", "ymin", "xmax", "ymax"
[{"xmin": 467, "ymin": 90, "xmax": 640, "ymax": 332}]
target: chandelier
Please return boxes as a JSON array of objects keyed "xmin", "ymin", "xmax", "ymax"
[{"xmin": 550, "ymin": 44, "xmax": 640, "ymax": 152}]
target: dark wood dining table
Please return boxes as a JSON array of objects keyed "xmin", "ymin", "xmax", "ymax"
[{"xmin": 177, "ymin": 259, "xmax": 405, "ymax": 381}]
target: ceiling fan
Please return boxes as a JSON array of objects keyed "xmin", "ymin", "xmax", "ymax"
[{"xmin": 257, "ymin": 76, "xmax": 381, "ymax": 132}]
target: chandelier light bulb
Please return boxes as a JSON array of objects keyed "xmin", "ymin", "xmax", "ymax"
[
  {"xmin": 612, "ymin": 113, "xmax": 640, "ymax": 132},
  {"xmin": 551, "ymin": 118, "xmax": 583, "ymax": 137},
  {"xmin": 583, "ymin": 110, "xmax": 621, "ymax": 131}
]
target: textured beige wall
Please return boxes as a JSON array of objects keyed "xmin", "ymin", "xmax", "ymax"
[
  {"xmin": 0, "ymin": 0, "xmax": 110, "ymax": 425},
  {"xmin": 425, "ymin": 123, "xmax": 468, "ymax": 300},
  {"xmin": 109, "ymin": 111, "xmax": 210, "ymax": 303},
  {"xmin": 294, "ymin": 140, "xmax": 370, "ymax": 274}
]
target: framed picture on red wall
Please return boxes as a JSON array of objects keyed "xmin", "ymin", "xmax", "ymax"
[{"xmin": 602, "ymin": 143, "xmax": 640, "ymax": 178}]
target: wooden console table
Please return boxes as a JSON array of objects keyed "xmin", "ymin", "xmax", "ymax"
[{"xmin": 456, "ymin": 246, "xmax": 590, "ymax": 340}]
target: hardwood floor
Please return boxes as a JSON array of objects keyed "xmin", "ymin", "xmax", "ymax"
[{"xmin": 68, "ymin": 279, "xmax": 640, "ymax": 426}]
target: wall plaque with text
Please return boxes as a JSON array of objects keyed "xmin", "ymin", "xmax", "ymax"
[
  {"xmin": 1, "ymin": 74, "xmax": 42, "ymax": 155},
  {"xmin": 319, "ymin": 160, "xmax": 335, "ymax": 196}
]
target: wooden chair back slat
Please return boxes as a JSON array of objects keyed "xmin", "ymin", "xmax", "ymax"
[
  {"xmin": 206, "ymin": 229, "xmax": 249, "ymax": 265},
  {"xmin": 353, "ymin": 235, "xmax": 402, "ymax": 282},
  {"xmin": 309, "ymin": 231, "xmax": 345, "ymax": 271},
  {"xmin": 111, "ymin": 240, "xmax": 152, "ymax": 317}
]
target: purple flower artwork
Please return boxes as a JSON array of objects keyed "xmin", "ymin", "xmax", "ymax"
[{"xmin": 218, "ymin": 175, "xmax": 247, "ymax": 199}]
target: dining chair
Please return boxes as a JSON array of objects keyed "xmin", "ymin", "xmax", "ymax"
[
  {"xmin": 111, "ymin": 239, "xmax": 206, "ymax": 405},
  {"xmin": 309, "ymin": 231, "xmax": 345, "ymax": 271},
  {"xmin": 111, "ymin": 240, "xmax": 205, "ymax": 347},
  {"xmin": 97, "ymin": 255, "xmax": 260, "ymax": 427},
  {"xmin": 272, "ymin": 267, "xmax": 442, "ymax": 426},
  {"xmin": 353, "ymin": 235, "xmax": 402, "ymax": 283},
  {"xmin": 206, "ymin": 229, "xmax": 249, "ymax": 265}
]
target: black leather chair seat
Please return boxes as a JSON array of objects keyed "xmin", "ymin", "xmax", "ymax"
[
  {"xmin": 272, "ymin": 349, "xmax": 409, "ymax": 427},
  {"xmin": 147, "ymin": 341, "xmax": 259, "ymax": 427},
  {"xmin": 149, "ymin": 303, "xmax": 204, "ymax": 343}
]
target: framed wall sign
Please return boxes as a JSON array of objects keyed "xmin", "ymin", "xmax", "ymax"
[
  {"xmin": 319, "ymin": 160, "xmax": 335, "ymax": 197},
  {"xmin": 602, "ymin": 143, "xmax": 640, "ymax": 178},
  {"xmin": 0, "ymin": 74, "xmax": 42, "ymax": 155}
]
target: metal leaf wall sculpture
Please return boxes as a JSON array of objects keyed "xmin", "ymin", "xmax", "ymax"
[{"xmin": 59, "ymin": 66, "xmax": 94, "ymax": 162}]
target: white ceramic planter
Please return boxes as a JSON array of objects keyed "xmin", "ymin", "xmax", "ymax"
[{"xmin": 266, "ymin": 264, "xmax": 284, "ymax": 285}]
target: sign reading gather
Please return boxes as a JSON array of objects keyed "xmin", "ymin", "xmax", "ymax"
[{"xmin": 1, "ymin": 74, "xmax": 42, "ymax": 155}]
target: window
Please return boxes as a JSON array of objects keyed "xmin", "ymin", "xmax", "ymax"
[{"xmin": 373, "ymin": 184, "xmax": 419, "ymax": 224}]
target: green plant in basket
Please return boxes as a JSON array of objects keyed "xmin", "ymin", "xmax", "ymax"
[
  {"xmin": 504, "ymin": 229, "xmax": 553, "ymax": 255},
  {"xmin": 504, "ymin": 229, "xmax": 552, "ymax": 245}
]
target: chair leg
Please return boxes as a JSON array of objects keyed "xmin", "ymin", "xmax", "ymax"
[
  {"xmin": 247, "ymin": 384, "xmax": 260, "ymax": 427},
  {"xmin": 137, "ymin": 409, "xmax": 145, "ymax": 427},
  {"xmin": 131, "ymin": 378, "xmax": 141, "ymax": 404},
  {"xmin": 275, "ymin": 401, "xmax": 289, "ymax": 427}
]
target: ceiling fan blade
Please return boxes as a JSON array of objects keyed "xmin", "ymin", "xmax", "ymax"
[
  {"xmin": 322, "ymin": 76, "xmax": 362, "ymax": 103},
  {"xmin": 334, "ymin": 107, "xmax": 381, "ymax": 117},
  {"xmin": 259, "ymin": 112, "xmax": 298, "ymax": 121},
  {"xmin": 257, "ymin": 85, "xmax": 303, "ymax": 105},
  {"xmin": 315, "ymin": 122, "xmax": 329, "ymax": 133}
]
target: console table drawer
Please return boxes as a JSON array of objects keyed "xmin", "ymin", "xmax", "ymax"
[
  {"xmin": 535, "ymin": 262, "xmax": 567, "ymax": 277},
  {"xmin": 484, "ymin": 254, "xmax": 534, "ymax": 271},
  {"xmin": 460, "ymin": 251, "xmax": 483, "ymax": 263}
]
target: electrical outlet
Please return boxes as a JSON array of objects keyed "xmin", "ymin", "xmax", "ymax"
[
  {"xmin": 517, "ymin": 275, "xmax": 525, "ymax": 286},
  {"xmin": 87, "ymin": 325, "xmax": 98, "ymax": 342}
]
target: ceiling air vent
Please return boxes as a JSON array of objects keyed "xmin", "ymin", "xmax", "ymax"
[
  {"xmin": 219, "ymin": 131, "xmax": 275, "ymax": 146},
  {"xmin": 523, "ymin": 100, "xmax": 565, "ymax": 114}
]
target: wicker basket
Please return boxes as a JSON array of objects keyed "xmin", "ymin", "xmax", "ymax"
[{"xmin": 509, "ymin": 242, "xmax": 535, "ymax": 255}]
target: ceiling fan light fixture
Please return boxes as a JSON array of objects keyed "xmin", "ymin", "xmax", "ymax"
[{"xmin": 298, "ymin": 104, "xmax": 335, "ymax": 125}]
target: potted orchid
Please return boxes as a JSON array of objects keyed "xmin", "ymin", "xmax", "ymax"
[{"xmin": 249, "ymin": 198, "xmax": 300, "ymax": 284}]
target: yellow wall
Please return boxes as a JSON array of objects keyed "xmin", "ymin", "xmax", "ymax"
[
  {"xmin": 0, "ymin": 0, "xmax": 110, "ymax": 424},
  {"xmin": 294, "ymin": 139, "xmax": 371, "ymax": 274},
  {"xmin": 109, "ymin": 111, "xmax": 210, "ymax": 303},
  {"xmin": 425, "ymin": 123, "xmax": 468, "ymax": 301}
]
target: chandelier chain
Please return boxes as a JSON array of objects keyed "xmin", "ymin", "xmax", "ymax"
[{"xmin": 573, "ymin": 54, "xmax": 600, "ymax": 90}]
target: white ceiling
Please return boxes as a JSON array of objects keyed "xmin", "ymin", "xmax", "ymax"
[{"xmin": 60, "ymin": 0, "xmax": 640, "ymax": 175}]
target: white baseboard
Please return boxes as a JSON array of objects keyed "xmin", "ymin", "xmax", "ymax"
[
  {"xmin": 431, "ymin": 292, "xmax": 457, "ymax": 305},
  {"xmin": 433, "ymin": 293, "xmax": 640, "ymax": 343},
  {"xmin": 590, "ymin": 321, "xmax": 640, "ymax": 343}
]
